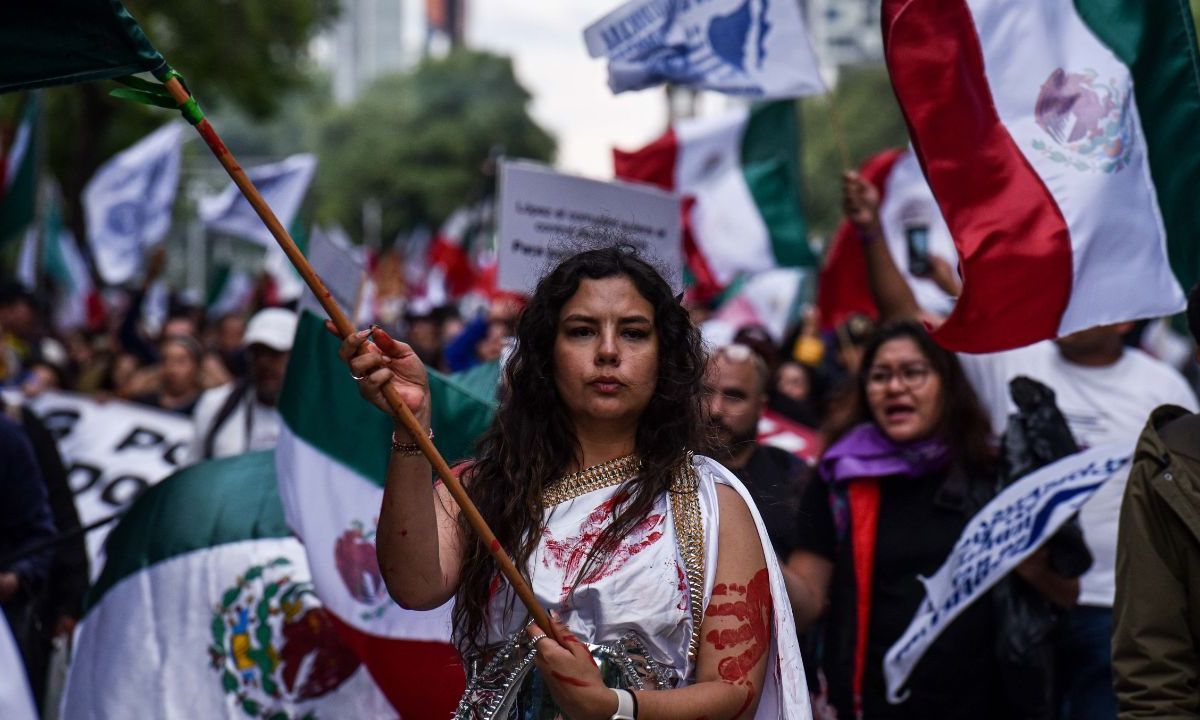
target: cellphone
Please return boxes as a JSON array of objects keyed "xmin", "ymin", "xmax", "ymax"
[{"xmin": 906, "ymin": 225, "xmax": 931, "ymax": 276}]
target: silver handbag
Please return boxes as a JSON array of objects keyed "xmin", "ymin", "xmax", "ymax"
[{"xmin": 453, "ymin": 629, "xmax": 680, "ymax": 720}]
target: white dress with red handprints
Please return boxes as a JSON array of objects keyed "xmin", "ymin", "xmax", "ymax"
[{"xmin": 474, "ymin": 454, "xmax": 812, "ymax": 720}]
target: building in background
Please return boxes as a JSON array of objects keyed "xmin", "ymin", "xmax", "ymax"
[
  {"xmin": 327, "ymin": 0, "xmax": 413, "ymax": 105},
  {"xmin": 806, "ymin": 0, "xmax": 883, "ymax": 85},
  {"xmin": 425, "ymin": 0, "xmax": 465, "ymax": 53}
]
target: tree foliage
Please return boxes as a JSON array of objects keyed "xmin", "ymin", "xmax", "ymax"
[
  {"xmin": 312, "ymin": 50, "xmax": 556, "ymax": 242},
  {"xmin": 800, "ymin": 66, "xmax": 910, "ymax": 242}
]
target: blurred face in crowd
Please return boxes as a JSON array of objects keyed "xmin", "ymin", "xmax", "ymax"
[
  {"xmin": 216, "ymin": 315, "xmax": 246, "ymax": 354},
  {"xmin": 553, "ymin": 276, "xmax": 658, "ymax": 431},
  {"xmin": 1054, "ymin": 322, "xmax": 1132, "ymax": 366},
  {"xmin": 112, "ymin": 352, "xmax": 140, "ymax": 391},
  {"xmin": 0, "ymin": 299, "xmax": 36, "ymax": 338},
  {"xmin": 703, "ymin": 348, "xmax": 768, "ymax": 456},
  {"xmin": 162, "ymin": 316, "xmax": 198, "ymax": 341},
  {"xmin": 865, "ymin": 337, "xmax": 943, "ymax": 444},
  {"xmin": 775, "ymin": 361, "xmax": 810, "ymax": 403},
  {"xmin": 407, "ymin": 317, "xmax": 439, "ymax": 352},
  {"xmin": 65, "ymin": 331, "xmax": 94, "ymax": 366},
  {"xmin": 476, "ymin": 319, "xmax": 511, "ymax": 363},
  {"xmin": 441, "ymin": 316, "xmax": 465, "ymax": 342},
  {"xmin": 161, "ymin": 340, "xmax": 201, "ymax": 395},
  {"xmin": 249, "ymin": 345, "xmax": 289, "ymax": 406}
]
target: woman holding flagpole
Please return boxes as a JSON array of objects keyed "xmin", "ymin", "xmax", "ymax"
[{"xmin": 334, "ymin": 246, "xmax": 810, "ymax": 719}]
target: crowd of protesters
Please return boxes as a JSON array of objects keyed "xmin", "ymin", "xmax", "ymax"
[{"xmin": 3, "ymin": 176, "xmax": 1200, "ymax": 719}]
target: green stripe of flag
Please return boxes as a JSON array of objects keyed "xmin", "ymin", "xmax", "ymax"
[
  {"xmin": 1074, "ymin": 0, "xmax": 1200, "ymax": 293},
  {"xmin": 740, "ymin": 101, "xmax": 814, "ymax": 268},
  {"xmin": 278, "ymin": 312, "xmax": 497, "ymax": 485},
  {"xmin": 0, "ymin": 97, "xmax": 38, "ymax": 246},
  {"xmin": 0, "ymin": 0, "xmax": 165, "ymax": 93},
  {"xmin": 86, "ymin": 451, "xmax": 288, "ymax": 610}
]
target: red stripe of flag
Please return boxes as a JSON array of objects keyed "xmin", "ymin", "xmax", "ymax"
[
  {"xmin": 613, "ymin": 129, "xmax": 677, "ymax": 188},
  {"xmin": 614, "ymin": 130, "xmax": 722, "ymax": 301},
  {"xmin": 883, "ymin": 0, "xmax": 1073, "ymax": 352},
  {"xmin": 326, "ymin": 612, "xmax": 465, "ymax": 718}
]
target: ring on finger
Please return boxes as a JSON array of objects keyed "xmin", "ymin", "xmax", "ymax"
[
  {"xmin": 350, "ymin": 371, "xmax": 367, "ymax": 381},
  {"xmin": 528, "ymin": 633, "xmax": 547, "ymax": 645}
]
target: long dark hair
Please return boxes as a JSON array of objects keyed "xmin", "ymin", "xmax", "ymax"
[
  {"xmin": 453, "ymin": 245, "xmax": 706, "ymax": 653},
  {"xmin": 826, "ymin": 320, "xmax": 995, "ymax": 477}
]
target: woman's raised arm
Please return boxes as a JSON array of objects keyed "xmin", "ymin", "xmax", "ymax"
[{"xmin": 332, "ymin": 322, "xmax": 466, "ymax": 609}]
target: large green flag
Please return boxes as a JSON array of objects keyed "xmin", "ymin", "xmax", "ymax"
[{"xmin": 0, "ymin": 0, "xmax": 165, "ymax": 93}]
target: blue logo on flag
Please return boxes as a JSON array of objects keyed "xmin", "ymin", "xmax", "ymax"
[
  {"xmin": 105, "ymin": 202, "xmax": 144, "ymax": 236},
  {"xmin": 708, "ymin": 0, "xmax": 769, "ymax": 72},
  {"xmin": 590, "ymin": 0, "xmax": 783, "ymax": 97}
]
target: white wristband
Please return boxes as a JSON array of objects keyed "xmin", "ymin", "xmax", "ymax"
[{"xmin": 610, "ymin": 688, "xmax": 637, "ymax": 720}]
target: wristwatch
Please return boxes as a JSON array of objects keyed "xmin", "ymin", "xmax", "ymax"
[{"xmin": 610, "ymin": 688, "xmax": 638, "ymax": 719}]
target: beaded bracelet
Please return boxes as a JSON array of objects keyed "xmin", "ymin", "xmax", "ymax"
[{"xmin": 391, "ymin": 427, "xmax": 434, "ymax": 456}]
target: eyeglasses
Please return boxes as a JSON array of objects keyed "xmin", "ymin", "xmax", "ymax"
[{"xmin": 865, "ymin": 363, "xmax": 932, "ymax": 391}]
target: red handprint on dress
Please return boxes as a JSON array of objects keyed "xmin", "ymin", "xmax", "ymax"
[{"xmin": 542, "ymin": 491, "xmax": 665, "ymax": 605}]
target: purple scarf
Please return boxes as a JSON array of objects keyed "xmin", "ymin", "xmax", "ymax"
[{"xmin": 819, "ymin": 423, "xmax": 951, "ymax": 485}]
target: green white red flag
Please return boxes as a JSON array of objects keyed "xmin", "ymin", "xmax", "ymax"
[
  {"xmin": 61, "ymin": 452, "xmax": 397, "ymax": 719},
  {"xmin": 0, "ymin": 95, "xmax": 38, "ymax": 247},
  {"xmin": 883, "ymin": 0, "xmax": 1200, "ymax": 352},
  {"xmin": 426, "ymin": 201, "xmax": 492, "ymax": 302},
  {"xmin": 615, "ymin": 101, "xmax": 812, "ymax": 297},
  {"xmin": 275, "ymin": 310, "xmax": 497, "ymax": 718}
]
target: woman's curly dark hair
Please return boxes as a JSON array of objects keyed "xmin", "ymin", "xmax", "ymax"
[{"xmin": 453, "ymin": 245, "xmax": 706, "ymax": 654}]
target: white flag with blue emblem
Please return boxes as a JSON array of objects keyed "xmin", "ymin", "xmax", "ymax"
[
  {"xmin": 200, "ymin": 154, "xmax": 316, "ymax": 247},
  {"xmin": 83, "ymin": 122, "xmax": 183, "ymax": 285},
  {"xmin": 584, "ymin": 0, "xmax": 825, "ymax": 98}
]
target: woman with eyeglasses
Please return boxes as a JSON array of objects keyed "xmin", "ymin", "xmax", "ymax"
[
  {"xmin": 786, "ymin": 320, "xmax": 1013, "ymax": 719},
  {"xmin": 335, "ymin": 246, "xmax": 810, "ymax": 719}
]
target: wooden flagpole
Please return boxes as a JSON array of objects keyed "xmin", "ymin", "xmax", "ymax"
[{"xmin": 161, "ymin": 77, "xmax": 557, "ymax": 639}]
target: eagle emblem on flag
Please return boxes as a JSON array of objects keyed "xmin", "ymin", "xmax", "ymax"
[
  {"xmin": 208, "ymin": 557, "xmax": 360, "ymax": 718},
  {"xmin": 334, "ymin": 519, "xmax": 392, "ymax": 620},
  {"xmin": 1032, "ymin": 68, "xmax": 1134, "ymax": 174}
]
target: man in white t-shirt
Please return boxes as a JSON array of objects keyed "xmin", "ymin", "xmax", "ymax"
[
  {"xmin": 189, "ymin": 308, "xmax": 297, "ymax": 462},
  {"xmin": 958, "ymin": 325, "xmax": 1197, "ymax": 719}
]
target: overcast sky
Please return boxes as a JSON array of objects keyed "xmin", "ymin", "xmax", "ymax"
[{"xmin": 465, "ymin": 1, "xmax": 669, "ymax": 180}]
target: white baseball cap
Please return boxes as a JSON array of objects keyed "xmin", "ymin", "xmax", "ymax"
[{"xmin": 243, "ymin": 307, "xmax": 298, "ymax": 352}]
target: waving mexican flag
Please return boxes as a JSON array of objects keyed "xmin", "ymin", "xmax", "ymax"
[
  {"xmin": 883, "ymin": 0, "xmax": 1200, "ymax": 352},
  {"xmin": 615, "ymin": 101, "xmax": 812, "ymax": 295},
  {"xmin": 62, "ymin": 452, "xmax": 396, "ymax": 719},
  {"xmin": 275, "ymin": 310, "xmax": 497, "ymax": 718}
]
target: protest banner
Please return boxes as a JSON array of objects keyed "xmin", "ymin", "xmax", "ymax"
[
  {"xmin": 496, "ymin": 160, "xmax": 682, "ymax": 295},
  {"xmin": 883, "ymin": 441, "xmax": 1134, "ymax": 702},
  {"xmin": 25, "ymin": 391, "xmax": 194, "ymax": 579}
]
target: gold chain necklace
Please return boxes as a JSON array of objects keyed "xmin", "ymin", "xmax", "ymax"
[{"xmin": 541, "ymin": 454, "xmax": 643, "ymax": 507}]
